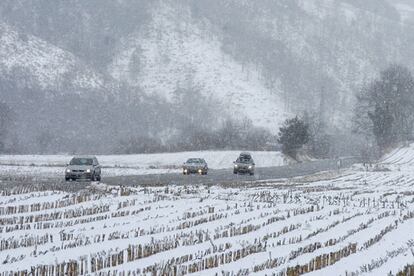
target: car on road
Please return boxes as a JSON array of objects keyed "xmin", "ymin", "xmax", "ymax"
[
  {"xmin": 65, "ymin": 156, "xmax": 101, "ymax": 181},
  {"xmin": 233, "ymin": 152, "xmax": 255, "ymax": 175},
  {"xmin": 183, "ymin": 158, "xmax": 208, "ymax": 175}
]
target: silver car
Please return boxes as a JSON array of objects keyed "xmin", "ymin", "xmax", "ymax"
[
  {"xmin": 233, "ymin": 152, "xmax": 255, "ymax": 175},
  {"xmin": 183, "ymin": 158, "xmax": 208, "ymax": 175},
  {"xmin": 65, "ymin": 156, "xmax": 102, "ymax": 181}
]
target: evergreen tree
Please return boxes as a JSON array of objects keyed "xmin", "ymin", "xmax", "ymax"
[{"xmin": 278, "ymin": 116, "xmax": 310, "ymax": 159}]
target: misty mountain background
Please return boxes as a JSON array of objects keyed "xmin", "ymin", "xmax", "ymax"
[{"xmin": 1, "ymin": 0, "xmax": 414, "ymax": 154}]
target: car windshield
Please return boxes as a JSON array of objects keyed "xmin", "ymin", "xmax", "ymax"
[
  {"xmin": 186, "ymin": 158, "xmax": 201, "ymax": 164},
  {"xmin": 70, "ymin": 158, "xmax": 93, "ymax": 166},
  {"xmin": 237, "ymin": 156, "xmax": 253, "ymax": 164}
]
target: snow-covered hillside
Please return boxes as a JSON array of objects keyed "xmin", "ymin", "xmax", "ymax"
[
  {"xmin": 109, "ymin": 2, "xmax": 290, "ymax": 130},
  {"xmin": 0, "ymin": 22, "xmax": 104, "ymax": 92},
  {"xmin": 0, "ymin": 0, "xmax": 413, "ymax": 154},
  {"xmin": 0, "ymin": 0, "xmax": 410, "ymax": 132},
  {"xmin": 253, "ymin": 0, "xmax": 403, "ymax": 126}
]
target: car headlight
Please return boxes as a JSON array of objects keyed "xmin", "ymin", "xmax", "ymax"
[
  {"xmin": 248, "ymin": 166, "xmax": 252, "ymax": 169},
  {"xmin": 66, "ymin": 169, "xmax": 71, "ymax": 173},
  {"xmin": 234, "ymin": 164, "xmax": 238, "ymax": 168},
  {"xmin": 198, "ymin": 169, "xmax": 202, "ymax": 173},
  {"xmin": 86, "ymin": 169, "xmax": 91, "ymax": 173}
]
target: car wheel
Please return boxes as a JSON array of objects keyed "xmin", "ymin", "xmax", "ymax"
[
  {"xmin": 96, "ymin": 175, "xmax": 101, "ymax": 181},
  {"xmin": 91, "ymin": 173, "xmax": 95, "ymax": 181},
  {"xmin": 250, "ymin": 172, "xmax": 254, "ymax": 176},
  {"xmin": 65, "ymin": 177, "xmax": 70, "ymax": 181},
  {"xmin": 233, "ymin": 170, "xmax": 237, "ymax": 174}
]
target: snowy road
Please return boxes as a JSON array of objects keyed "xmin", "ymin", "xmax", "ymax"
[
  {"xmin": 103, "ymin": 158, "xmax": 359, "ymax": 187},
  {"xmin": 0, "ymin": 151, "xmax": 285, "ymax": 181},
  {"xmin": 0, "ymin": 158, "xmax": 359, "ymax": 194}
]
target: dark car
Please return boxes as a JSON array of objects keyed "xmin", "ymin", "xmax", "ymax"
[
  {"xmin": 183, "ymin": 158, "xmax": 208, "ymax": 175},
  {"xmin": 233, "ymin": 152, "xmax": 255, "ymax": 175},
  {"xmin": 65, "ymin": 156, "xmax": 101, "ymax": 181}
]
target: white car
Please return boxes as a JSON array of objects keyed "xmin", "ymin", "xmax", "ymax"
[{"xmin": 65, "ymin": 156, "xmax": 102, "ymax": 181}]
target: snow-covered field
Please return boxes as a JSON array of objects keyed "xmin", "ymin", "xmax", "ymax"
[
  {"xmin": 381, "ymin": 143, "xmax": 414, "ymax": 167},
  {"xmin": 1, "ymin": 146, "xmax": 414, "ymax": 275},
  {"xmin": 0, "ymin": 151, "xmax": 286, "ymax": 178}
]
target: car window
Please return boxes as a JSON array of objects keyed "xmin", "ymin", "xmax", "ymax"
[
  {"xmin": 241, "ymin": 159, "xmax": 251, "ymax": 164},
  {"xmin": 70, "ymin": 158, "xmax": 93, "ymax": 165},
  {"xmin": 186, "ymin": 159, "xmax": 200, "ymax": 163},
  {"xmin": 237, "ymin": 156, "xmax": 253, "ymax": 163}
]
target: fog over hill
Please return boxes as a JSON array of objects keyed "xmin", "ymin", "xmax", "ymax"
[{"xmin": 0, "ymin": 0, "xmax": 413, "ymax": 153}]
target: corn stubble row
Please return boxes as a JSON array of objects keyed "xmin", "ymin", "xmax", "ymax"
[{"xmin": 0, "ymin": 175, "xmax": 413, "ymax": 275}]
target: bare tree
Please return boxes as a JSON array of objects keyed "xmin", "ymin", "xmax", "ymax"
[{"xmin": 354, "ymin": 65, "xmax": 414, "ymax": 151}]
